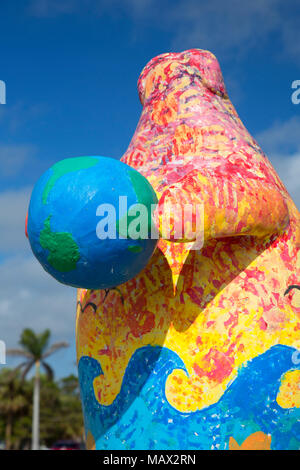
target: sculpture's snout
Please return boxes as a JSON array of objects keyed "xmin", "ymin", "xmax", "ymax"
[{"xmin": 138, "ymin": 48, "xmax": 228, "ymax": 105}]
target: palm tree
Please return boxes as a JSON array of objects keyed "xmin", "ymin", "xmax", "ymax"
[{"xmin": 7, "ymin": 329, "xmax": 68, "ymax": 450}]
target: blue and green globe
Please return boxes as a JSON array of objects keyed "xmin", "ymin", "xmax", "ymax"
[{"xmin": 27, "ymin": 156, "xmax": 158, "ymax": 289}]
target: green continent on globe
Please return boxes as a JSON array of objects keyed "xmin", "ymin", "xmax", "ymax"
[
  {"xmin": 42, "ymin": 157, "xmax": 99, "ymax": 204},
  {"xmin": 127, "ymin": 245, "xmax": 143, "ymax": 253},
  {"xmin": 40, "ymin": 216, "xmax": 80, "ymax": 272},
  {"xmin": 116, "ymin": 169, "xmax": 158, "ymax": 239},
  {"xmin": 128, "ymin": 168, "xmax": 157, "ymax": 206}
]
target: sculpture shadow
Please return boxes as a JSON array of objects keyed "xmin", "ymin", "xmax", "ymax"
[{"xmin": 172, "ymin": 234, "xmax": 275, "ymax": 332}]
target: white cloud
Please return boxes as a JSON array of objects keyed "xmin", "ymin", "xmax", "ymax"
[
  {"xmin": 28, "ymin": 0, "xmax": 154, "ymax": 17},
  {"xmin": 168, "ymin": 0, "xmax": 281, "ymax": 57},
  {"xmin": 0, "ymin": 144, "xmax": 37, "ymax": 178},
  {"xmin": 27, "ymin": 0, "xmax": 300, "ymax": 63},
  {"xmin": 0, "ymin": 255, "xmax": 75, "ymax": 340},
  {"xmin": 255, "ymin": 116, "xmax": 300, "ymax": 210},
  {"xmin": 28, "ymin": 0, "xmax": 81, "ymax": 17},
  {"xmin": 0, "ymin": 185, "xmax": 77, "ymax": 377},
  {"xmin": 0, "ymin": 185, "xmax": 76, "ymax": 346},
  {"xmin": 0, "ymin": 102, "xmax": 48, "ymax": 134},
  {"xmin": 269, "ymin": 153, "xmax": 300, "ymax": 210},
  {"xmin": 0, "ymin": 254, "xmax": 77, "ymax": 376},
  {"xmin": 0, "ymin": 186, "xmax": 32, "ymax": 254},
  {"xmin": 256, "ymin": 116, "xmax": 300, "ymax": 155},
  {"xmin": 279, "ymin": 1, "xmax": 300, "ymax": 61}
]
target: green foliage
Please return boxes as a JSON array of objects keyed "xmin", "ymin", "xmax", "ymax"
[
  {"xmin": 0, "ymin": 369, "xmax": 84, "ymax": 449},
  {"xmin": 0, "ymin": 369, "xmax": 32, "ymax": 449},
  {"xmin": 2, "ymin": 328, "xmax": 80, "ymax": 449},
  {"xmin": 19, "ymin": 328, "xmax": 51, "ymax": 359}
]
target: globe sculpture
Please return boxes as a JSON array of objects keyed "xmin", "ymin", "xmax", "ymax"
[
  {"xmin": 27, "ymin": 156, "xmax": 158, "ymax": 289},
  {"xmin": 28, "ymin": 49, "xmax": 300, "ymax": 450}
]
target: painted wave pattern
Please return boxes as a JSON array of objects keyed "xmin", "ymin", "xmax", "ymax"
[{"xmin": 78, "ymin": 344, "xmax": 300, "ymax": 450}]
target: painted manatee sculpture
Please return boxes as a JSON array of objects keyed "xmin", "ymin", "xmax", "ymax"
[
  {"xmin": 77, "ymin": 49, "xmax": 300, "ymax": 451},
  {"xmin": 28, "ymin": 49, "xmax": 300, "ymax": 450}
]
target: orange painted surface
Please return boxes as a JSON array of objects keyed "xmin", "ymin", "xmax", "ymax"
[{"xmin": 229, "ymin": 432, "xmax": 271, "ymax": 450}]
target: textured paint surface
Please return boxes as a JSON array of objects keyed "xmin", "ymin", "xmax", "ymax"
[
  {"xmin": 276, "ymin": 370, "xmax": 300, "ymax": 409},
  {"xmin": 229, "ymin": 432, "xmax": 272, "ymax": 450},
  {"xmin": 78, "ymin": 345, "xmax": 300, "ymax": 450},
  {"xmin": 42, "ymin": 156, "xmax": 99, "ymax": 204},
  {"xmin": 76, "ymin": 49, "xmax": 300, "ymax": 450}
]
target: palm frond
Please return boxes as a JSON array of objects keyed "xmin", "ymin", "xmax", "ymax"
[
  {"xmin": 0, "ymin": 362, "xmax": 27, "ymax": 385},
  {"xmin": 11, "ymin": 362, "xmax": 28, "ymax": 378},
  {"xmin": 38, "ymin": 329, "xmax": 51, "ymax": 351},
  {"xmin": 41, "ymin": 361, "xmax": 54, "ymax": 381},
  {"xmin": 42, "ymin": 342, "xmax": 69, "ymax": 359},
  {"xmin": 19, "ymin": 328, "xmax": 51, "ymax": 359},
  {"xmin": 6, "ymin": 348, "xmax": 33, "ymax": 359},
  {"xmin": 20, "ymin": 359, "xmax": 35, "ymax": 381},
  {"xmin": 19, "ymin": 329, "xmax": 39, "ymax": 355}
]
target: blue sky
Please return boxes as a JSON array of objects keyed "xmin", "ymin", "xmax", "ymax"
[{"xmin": 0, "ymin": 0, "xmax": 300, "ymax": 378}]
